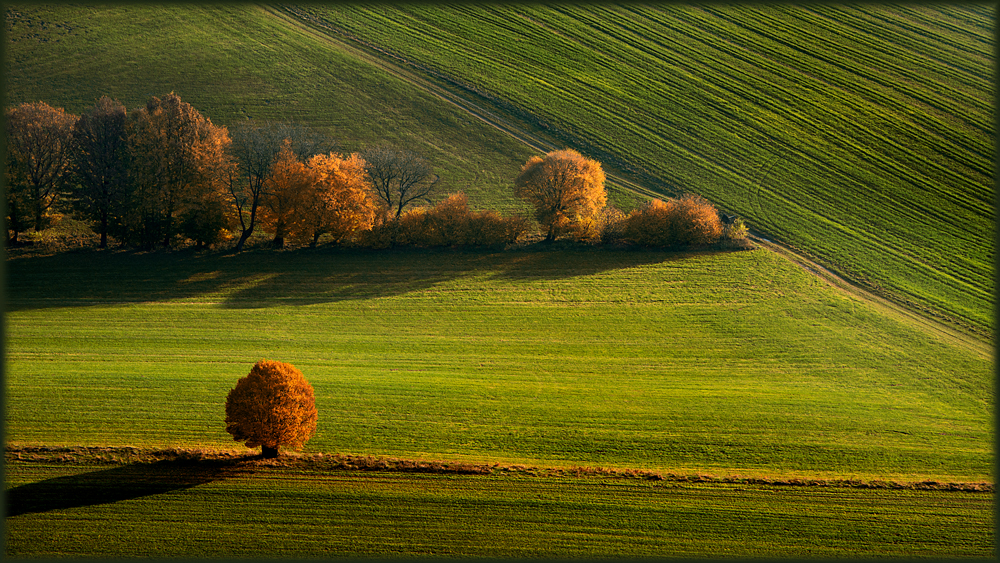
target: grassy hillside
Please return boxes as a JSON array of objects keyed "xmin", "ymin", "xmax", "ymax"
[
  {"xmin": 3, "ymin": 4, "xmax": 541, "ymax": 212},
  {"xmin": 6, "ymin": 247, "xmax": 992, "ymax": 482},
  {"xmin": 286, "ymin": 4, "xmax": 995, "ymax": 338},
  {"xmin": 5, "ymin": 5, "xmax": 993, "ymax": 337}
]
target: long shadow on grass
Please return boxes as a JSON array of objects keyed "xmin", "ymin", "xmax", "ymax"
[
  {"xmin": 6, "ymin": 245, "xmax": 701, "ymax": 311},
  {"xmin": 6, "ymin": 457, "xmax": 248, "ymax": 517}
]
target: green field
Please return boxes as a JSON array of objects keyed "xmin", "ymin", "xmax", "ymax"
[
  {"xmin": 290, "ymin": 4, "xmax": 995, "ymax": 337},
  {"xmin": 4, "ymin": 3, "xmax": 995, "ymax": 558},
  {"xmin": 5, "ymin": 456, "xmax": 992, "ymax": 558},
  {"xmin": 6, "ymin": 4, "xmax": 994, "ymax": 337},
  {"xmin": 4, "ymin": 245, "xmax": 995, "ymax": 556},
  {"xmin": 6, "ymin": 247, "xmax": 992, "ymax": 480}
]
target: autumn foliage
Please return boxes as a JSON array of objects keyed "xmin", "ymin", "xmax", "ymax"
[
  {"xmin": 5, "ymin": 101, "xmax": 78, "ymax": 240},
  {"xmin": 224, "ymin": 359, "xmax": 318, "ymax": 458},
  {"xmin": 368, "ymin": 193, "xmax": 529, "ymax": 248},
  {"xmin": 7, "ymin": 95, "xmax": 747, "ymax": 252},
  {"xmin": 622, "ymin": 194, "xmax": 723, "ymax": 247},
  {"xmin": 128, "ymin": 93, "xmax": 233, "ymax": 248},
  {"xmin": 293, "ymin": 152, "xmax": 377, "ymax": 247},
  {"xmin": 514, "ymin": 149, "xmax": 607, "ymax": 242}
]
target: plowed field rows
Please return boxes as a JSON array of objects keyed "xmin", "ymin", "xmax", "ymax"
[{"xmin": 290, "ymin": 4, "xmax": 994, "ymax": 336}]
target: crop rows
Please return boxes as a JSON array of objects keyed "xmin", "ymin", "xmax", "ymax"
[{"xmin": 292, "ymin": 4, "xmax": 994, "ymax": 336}]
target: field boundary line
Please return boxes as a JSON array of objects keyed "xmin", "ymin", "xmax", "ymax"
[
  {"xmin": 6, "ymin": 445, "xmax": 993, "ymax": 492},
  {"xmin": 749, "ymin": 234, "xmax": 992, "ymax": 358}
]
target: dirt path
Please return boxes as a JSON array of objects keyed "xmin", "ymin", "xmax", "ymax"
[{"xmin": 267, "ymin": 6, "xmax": 991, "ymax": 359}]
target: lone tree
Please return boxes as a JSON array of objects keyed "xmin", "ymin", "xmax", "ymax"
[
  {"xmin": 224, "ymin": 359, "xmax": 318, "ymax": 458},
  {"xmin": 513, "ymin": 149, "xmax": 606, "ymax": 242}
]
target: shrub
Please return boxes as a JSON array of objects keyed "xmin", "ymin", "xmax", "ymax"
[
  {"xmin": 622, "ymin": 198, "xmax": 677, "ymax": 247},
  {"xmin": 224, "ymin": 359, "xmax": 317, "ymax": 458},
  {"xmin": 358, "ymin": 193, "xmax": 528, "ymax": 248},
  {"xmin": 596, "ymin": 205, "xmax": 628, "ymax": 245},
  {"xmin": 723, "ymin": 217, "xmax": 749, "ymax": 241},
  {"xmin": 672, "ymin": 193, "xmax": 722, "ymax": 246},
  {"xmin": 622, "ymin": 194, "xmax": 723, "ymax": 248}
]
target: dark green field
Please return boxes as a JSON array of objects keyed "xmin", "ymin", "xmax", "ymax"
[
  {"xmin": 5, "ymin": 456, "xmax": 992, "ymax": 558},
  {"xmin": 4, "ymin": 3, "xmax": 994, "ymax": 558}
]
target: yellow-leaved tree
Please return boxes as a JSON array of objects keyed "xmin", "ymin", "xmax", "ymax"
[
  {"xmin": 224, "ymin": 359, "xmax": 318, "ymax": 458},
  {"xmin": 514, "ymin": 149, "xmax": 606, "ymax": 242}
]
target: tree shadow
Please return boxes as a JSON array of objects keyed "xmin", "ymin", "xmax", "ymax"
[
  {"xmin": 6, "ymin": 457, "xmax": 249, "ymax": 517},
  {"xmin": 6, "ymin": 244, "xmax": 717, "ymax": 311}
]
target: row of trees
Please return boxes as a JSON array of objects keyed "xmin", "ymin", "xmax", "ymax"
[
  {"xmin": 6, "ymin": 94, "xmax": 747, "ymax": 251},
  {"xmin": 5, "ymin": 94, "xmax": 441, "ymax": 250}
]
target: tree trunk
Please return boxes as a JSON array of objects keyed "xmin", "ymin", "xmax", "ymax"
[
  {"xmin": 235, "ymin": 229, "xmax": 252, "ymax": 252},
  {"xmin": 99, "ymin": 211, "xmax": 108, "ymax": 248},
  {"xmin": 544, "ymin": 224, "xmax": 557, "ymax": 243},
  {"xmin": 235, "ymin": 203, "xmax": 258, "ymax": 253},
  {"xmin": 261, "ymin": 445, "xmax": 279, "ymax": 458}
]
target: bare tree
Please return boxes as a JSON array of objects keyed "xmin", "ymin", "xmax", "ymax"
[
  {"xmin": 361, "ymin": 144, "xmax": 439, "ymax": 218},
  {"xmin": 227, "ymin": 120, "xmax": 336, "ymax": 251}
]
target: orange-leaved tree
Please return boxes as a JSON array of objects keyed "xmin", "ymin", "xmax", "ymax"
[
  {"xmin": 513, "ymin": 149, "xmax": 606, "ymax": 242},
  {"xmin": 5, "ymin": 101, "xmax": 78, "ymax": 241},
  {"xmin": 291, "ymin": 152, "xmax": 377, "ymax": 247},
  {"xmin": 224, "ymin": 359, "xmax": 318, "ymax": 458},
  {"xmin": 260, "ymin": 141, "xmax": 313, "ymax": 248}
]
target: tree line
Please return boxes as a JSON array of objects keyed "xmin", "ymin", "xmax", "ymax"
[{"xmin": 5, "ymin": 93, "xmax": 749, "ymax": 251}]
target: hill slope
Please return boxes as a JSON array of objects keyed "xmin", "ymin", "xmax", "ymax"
[
  {"xmin": 4, "ymin": 4, "xmax": 993, "ymax": 336},
  {"xmin": 282, "ymin": 4, "xmax": 996, "ymax": 338},
  {"xmin": 3, "ymin": 4, "xmax": 539, "ymax": 212},
  {"xmin": 6, "ymin": 247, "xmax": 993, "ymax": 482}
]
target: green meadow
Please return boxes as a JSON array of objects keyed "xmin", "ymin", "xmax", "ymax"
[
  {"xmin": 6, "ymin": 247, "xmax": 992, "ymax": 481},
  {"xmin": 4, "ymin": 3, "xmax": 995, "ymax": 558}
]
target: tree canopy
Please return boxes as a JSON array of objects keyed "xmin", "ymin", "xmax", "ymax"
[
  {"xmin": 224, "ymin": 359, "xmax": 318, "ymax": 458},
  {"xmin": 513, "ymin": 149, "xmax": 606, "ymax": 242}
]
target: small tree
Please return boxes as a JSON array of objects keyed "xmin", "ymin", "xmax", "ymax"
[
  {"xmin": 513, "ymin": 149, "xmax": 606, "ymax": 242},
  {"xmin": 224, "ymin": 359, "xmax": 318, "ymax": 458}
]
